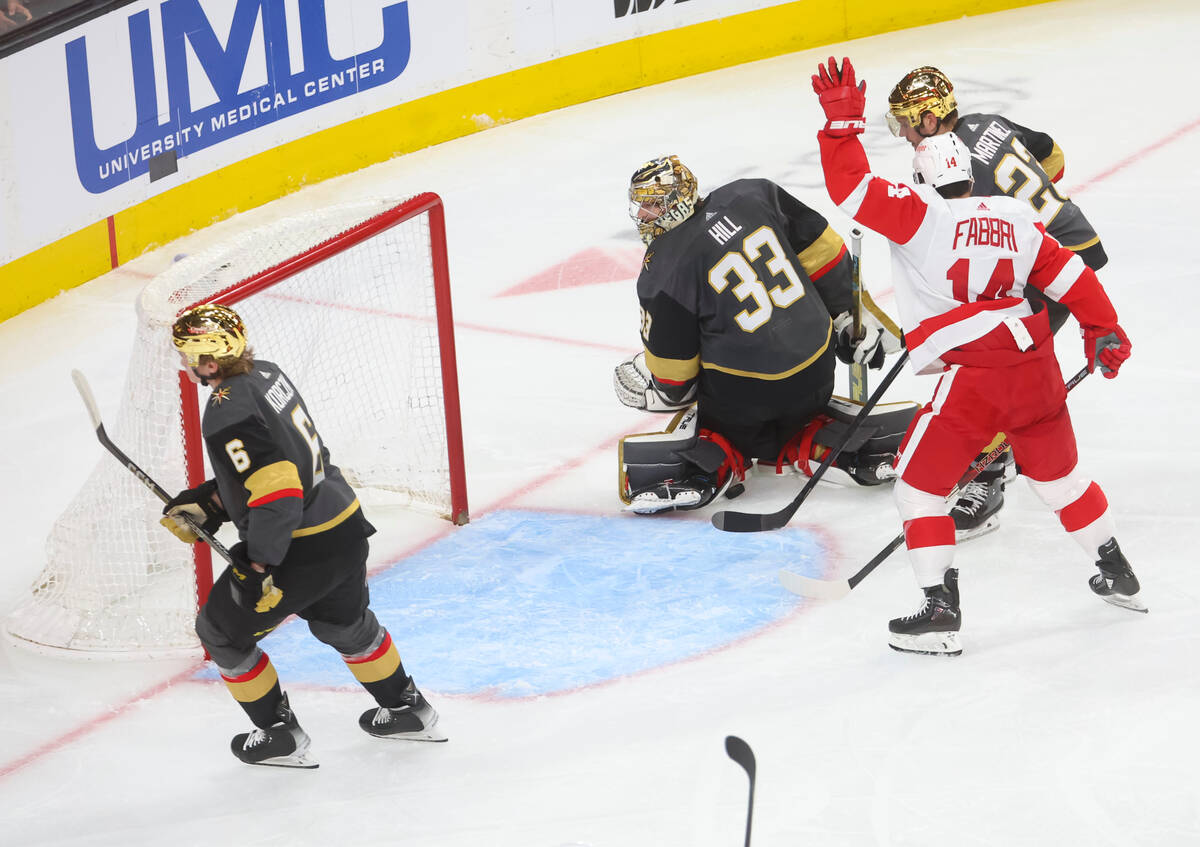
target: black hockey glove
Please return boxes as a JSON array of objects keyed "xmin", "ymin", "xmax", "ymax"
[
  {"xmin": 159, "ymin": 479, "xmax": 228, "ymax": 544},
  {"xmin": 228, "ymin": 542, "xmax": 283, "ymax": 614},
  {"xmin": 832, "ymin": 311, "xmax": 886, "ymax": 369}
]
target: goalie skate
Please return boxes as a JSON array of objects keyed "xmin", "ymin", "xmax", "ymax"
[{"xmin": 624, "ymin": 472, "xmax": 741, "ymax": 514}]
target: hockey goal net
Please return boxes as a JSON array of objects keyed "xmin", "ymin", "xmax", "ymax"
[{"xmin": 6, "ymin": 193, "xmax": 467, "ymax": 657}]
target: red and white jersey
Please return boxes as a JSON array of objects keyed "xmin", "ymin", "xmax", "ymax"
[{"xmin": 817, "ymin": 132, "xmax": 1118, "ymax": 375}]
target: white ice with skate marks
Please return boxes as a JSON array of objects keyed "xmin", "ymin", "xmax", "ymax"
[{"xmin": 2, "ymin": 0, "xmax": 1200, "ymax": 844}]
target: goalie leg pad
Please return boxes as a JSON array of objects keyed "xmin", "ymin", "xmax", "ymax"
[
  {"xmin": 775, "ymin": 398, "xmax": 919, "ymax": 486},
  {"xmin": 619, "ymin": 406, "xmax": 746, "ymax": 514}
]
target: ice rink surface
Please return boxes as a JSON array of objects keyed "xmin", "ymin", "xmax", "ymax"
[{"xmin": 2, "ymin": 0, "xmax": 1199, "ymax": 843}]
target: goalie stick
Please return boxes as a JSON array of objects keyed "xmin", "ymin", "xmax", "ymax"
[
  {"xmin": 711, "ymin": 349, "xmax": 909, "ymax": 533},
  {"xmin": 725, "ymin": 735, "xmax": 756, "ymax": 847},
  {"xmin": 779, "ymin": 364, "xmax": 1092, "ymax": 600},
  {"xmin": 848, "ymin": 227, "xmax": 868, "ymax": 404},
  {"xmin": 71, "ymin": 369, "xmax": 233, "ymax": 564}
]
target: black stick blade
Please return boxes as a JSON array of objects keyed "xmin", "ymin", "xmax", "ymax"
[
  {"xmin": 725, "ymin": 734, "xmax": 756, "ymax": 779},
  {"xmin": 711, "ymin": 508, "xmax": 787, "ymax": 533}
]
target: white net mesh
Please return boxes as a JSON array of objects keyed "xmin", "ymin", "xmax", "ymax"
[{"xmin": 7, "ymin": 196, "xmax": 462, "ymax": 656}]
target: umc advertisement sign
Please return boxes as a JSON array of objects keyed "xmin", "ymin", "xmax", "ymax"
[
  {"xmin": 2, "ymin": 0, "xmax": 789, "ymax": 267},
  {"xmin": 66, "ymin": 0, "xmax": 412, "ymax": 193}
]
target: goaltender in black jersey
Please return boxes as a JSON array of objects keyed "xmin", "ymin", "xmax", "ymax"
[
  {"xmin": 160, "ymin": 303, "xmax": 445, "ymax": 768},
  {"xmin": 613, "ymin": 156, "xmax": 913, "ymax": 515}
]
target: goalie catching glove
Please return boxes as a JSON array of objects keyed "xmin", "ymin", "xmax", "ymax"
[
  {"xmin": 228, "ymin": 542, "xmax": 283, "ymax": 614},
  {"xmin": 160, "ymin": 478, "xmax": 228, "ymax": 543},
  {"xmin": 832, "ymin": 310, "xmax": 889, "ymax": 369},
  {"xmin": 613, "ymin": 350, "xmax": 696, "ymax": 411}
]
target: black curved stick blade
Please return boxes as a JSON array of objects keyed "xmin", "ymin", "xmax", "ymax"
[
  {"xmin": 711, "ymin": 508, "xmax": 786, "ymax": 533},
  {"xmin": 725, "ymin": 735, "xmax": 756, "ymax": 847},
  {"xmin": 725, "ymin": 735, "xmax": 756, "ymax": 778}
]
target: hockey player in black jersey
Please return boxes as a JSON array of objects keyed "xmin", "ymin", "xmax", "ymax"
[
  {"xmin": 884, "ymin": 66, "xmax": 1111, "ymax": 538},
  {"xmin": 161, "ymin": 304, "xmax": 445, "ymax": 768},
  {"xmin": 614, "ymin": 155, "xmax": 914, "ymax": 515},
  {"xmin": 885, "ymin": 66, "xmax": 1108, "ymax": 288}
]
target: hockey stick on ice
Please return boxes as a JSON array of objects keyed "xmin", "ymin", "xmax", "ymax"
[
  {"xmin": 725, "ymin": 735, "xmax": 756, "ymax": 847},
  {"xmin": 711, "ymin": 349, "xmax": 909, "ymax": 533},
  {"xmin": 779, "ymin": 364, "xmax": 1092, "ymax": 600},
  {"xmin": 71, "ymin": 369, "xmax": 233, "ymax": 564}
]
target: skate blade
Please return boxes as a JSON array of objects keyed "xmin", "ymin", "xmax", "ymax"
[
  {"xmin": 1100, "ymin": 593, "xmax": 1148, "ymax": 614},
  {"xmin": 367, "ymin": 711, "xmax": 448, "ymax": 742},
  {"xmin": 888, "ymin": 630, "xmax": 962, "ymax": 656},
  {"xmin": 367, "ymin": 727, "xmax": 448, "ymax": 742},
  {"xmin": 954, "ymin": 514, "xmax": 999, "ymax": 543},
  {"xmin": 245, "ymin": 751, "xmax": 320, "ymax": 769}
]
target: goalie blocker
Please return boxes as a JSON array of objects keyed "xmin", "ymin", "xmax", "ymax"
[{"xmin": 619, "ymin": 399, "xmax": 918, "ymax": 514}]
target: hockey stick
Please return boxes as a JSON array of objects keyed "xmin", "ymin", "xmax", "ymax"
[
  {"xmin": 779, "ymin": 364, "xmax": 1092, "ymax": 600},
  {"xmin": 725, "ymin": 735, "xmax": 756, "ymax": 847},
  {"xmin": 848, "ymin": 227, "xmax": 868, "ymax": 404},
  {"xmin": 711, "ymin": 349, "xmax": 909, "ymax": 533},
  {"xmin": 71, "ymin": 369, "xmax": 233, "ymax": 564}
]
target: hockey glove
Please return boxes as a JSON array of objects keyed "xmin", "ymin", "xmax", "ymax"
[
  {"xmin": 812, "ymin": 56, "xmax": 866, "ymax": 137},
  {"xmin": 160, "ymin": 479, "xmax": 228, "ymax": 544},
  {"xmin": 1082, "ymin": 324, "xmax": 1131, "ymax": 378},
  {"xmin": 228, "ymin": 542, "xmax": 283, "ymax": 614},
  {"xmin": 832, "ymin": 311, "xmax": 886, "ymax": 369},
  {"xmin": 613, "ymin": 351, "xmax": 696, "ymax": 412}
]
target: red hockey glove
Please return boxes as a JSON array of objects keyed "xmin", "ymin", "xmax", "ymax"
[
  {"xmin": 1082, "ymin": 324, "xmax": 1131, "ymax": 378},
  {"xmin": 812, "ymin": 56, "xmax": 866, "ymax": 137}
]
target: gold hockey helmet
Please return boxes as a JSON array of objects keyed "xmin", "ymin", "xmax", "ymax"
[
  {"xmin": 628, "ymin": 155, "xmax": 699, "ymax": 245},
  {"xmin": 172, "ymin": 303, "xmax": 247, "ymax": 367},
  {"xmin": 886, "ymin": 66, "xmax": 958, "ymax": 137}
]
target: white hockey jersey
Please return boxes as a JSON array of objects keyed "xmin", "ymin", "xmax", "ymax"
[{"xmin": 816, "ymin": 131, "xmax": 1118, "ymax": 375}]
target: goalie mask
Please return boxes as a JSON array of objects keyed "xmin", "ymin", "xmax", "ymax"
[
  {"xmin": 912, "ymin": 133, "xmax": 974, "ymax": 189},
  {"xmin": 172, "ymin": 303, "xmax": 247, "ymax": 367},
  {"xmin": 886, "ymin": 66, "xmax": 957, "ymax": 137},
  {"xmin": 628, "ymin": 155, "xmax": 699, "ymax": 245}
]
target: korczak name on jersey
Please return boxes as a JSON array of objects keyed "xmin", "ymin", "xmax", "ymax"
[{"xmin": 264, "ymin": 373, "xmax": 297, "ymax": 414}]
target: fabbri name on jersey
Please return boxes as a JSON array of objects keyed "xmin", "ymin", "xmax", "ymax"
[
  {"xmin": 953, "ymin": 216, "xmax": 1017, "ymax": 251},
  {"xmin": 66, "ymin": 0, "xmax": 412, "ymax": 194}
]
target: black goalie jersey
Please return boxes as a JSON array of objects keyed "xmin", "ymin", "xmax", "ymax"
[
  {"xmin": 955, "ymin": 113, "xmax": 1105, "ymax": 269},
  {"xmin": 636, "ymin": 178, "xmax": 853, "ymax": 424}
]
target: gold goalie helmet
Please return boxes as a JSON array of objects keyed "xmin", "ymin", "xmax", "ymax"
[
  {"xmin": 886, "ymin": 66, "xmax": 958, "ymax": 137},
  {"xmin": 628, "ymin": 155, "xmax": 699, "ymax": 245},
  {"xmin": 172, "ymin": 303, "xmax": 247, "ymax": 367}
]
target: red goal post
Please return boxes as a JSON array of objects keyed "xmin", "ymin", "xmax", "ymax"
[{"xmin": 7, "ymin": 192, "xmax": 468, "ymax": 657}]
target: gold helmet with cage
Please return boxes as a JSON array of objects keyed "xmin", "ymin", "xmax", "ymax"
[
  {"xmin": 886, "ymin": 67, "xmax": 958, "ymax": 137},
  {"xmin": 628, "ymin": 155, "xmax": 699, "ymax": 245},
  {"xmin": 171, "ymin": 303, "xmax": 247, "ymax": 367}
]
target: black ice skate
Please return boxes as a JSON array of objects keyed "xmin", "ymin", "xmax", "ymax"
[
  {"xmin": 888, "ymin": 569, "xmax": 962, "ymax": 656},
  {"xmin": 359, "ymin": 679, "xmax": 447, "ymax": 742},
  {"xmin": 951, "ymin": 479, "xmax": 1004, "ymax": 541},
  {"xmin": 1089, "ymin": 538, "xmax": 1147, "ymax": 613},
  {"xmin": 230, "ymin": 693, "xmax": 318, "ymax": 769}
]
